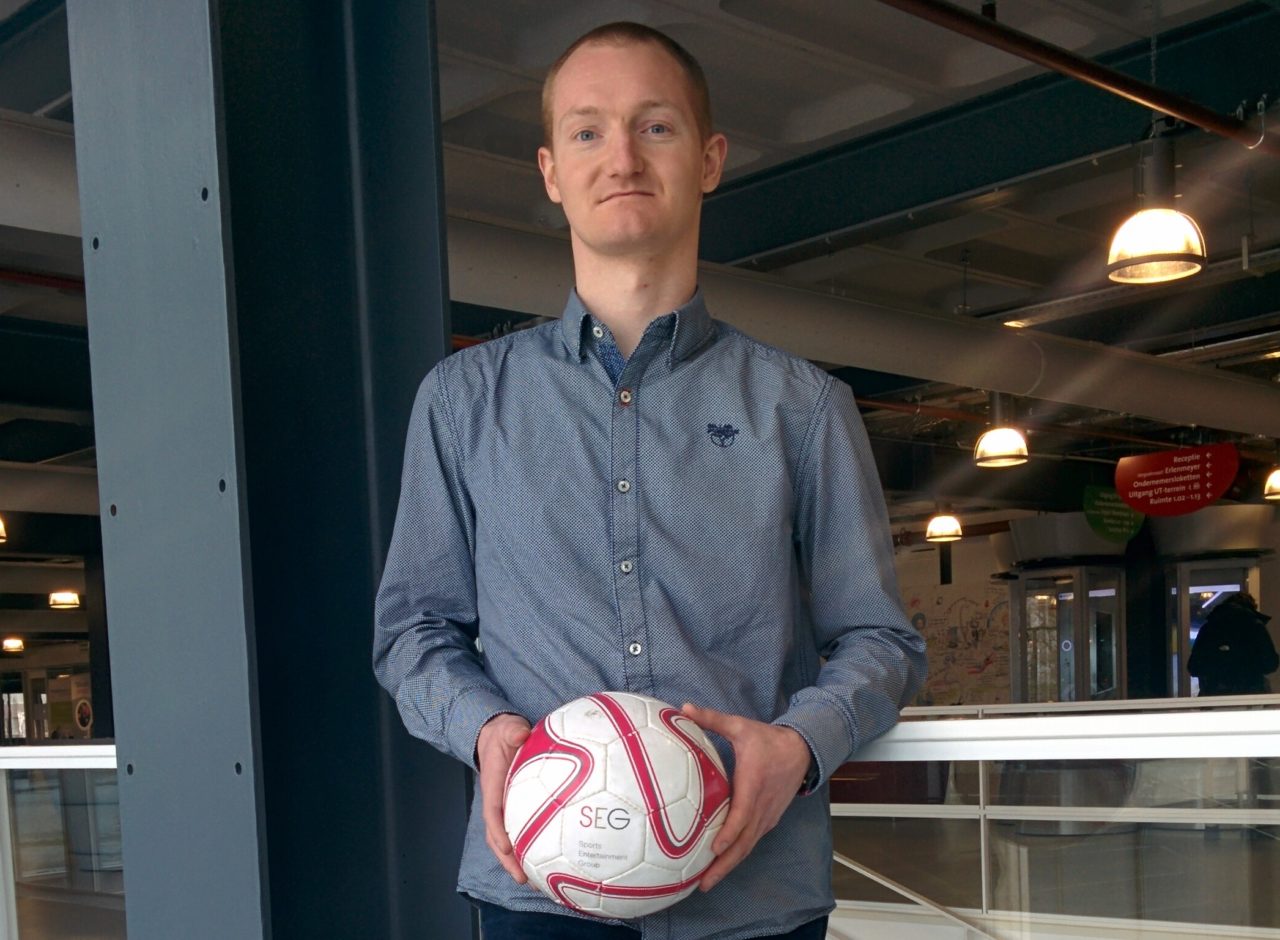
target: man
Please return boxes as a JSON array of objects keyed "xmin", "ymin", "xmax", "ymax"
[
  {"xmin": 374, "ymin": 22, "xmax": 926, "ymax": 940},
  {"xmin": 1189, "ymin": 592, "xmax": 1277, "ymax": 695}
]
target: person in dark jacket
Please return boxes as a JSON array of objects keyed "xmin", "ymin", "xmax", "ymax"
[{"xmin": 1188, "ymin": 592, "xmax": 1279, "ymax": 696}]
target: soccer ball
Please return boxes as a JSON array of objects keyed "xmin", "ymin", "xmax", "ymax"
[{"xmin": 503, "ymin": 691, "xmax": 731, "ymax": 919}]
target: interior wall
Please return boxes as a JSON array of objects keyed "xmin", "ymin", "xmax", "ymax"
[
  {"xmin": 894, "ymin": 538, "xmax": 1002, "ymax": 590},
  {"xmin": 894, "ymin": 514, "xmax": 1280, "ymax": 699}
]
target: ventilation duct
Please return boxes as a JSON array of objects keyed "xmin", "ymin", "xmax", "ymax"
[{"xmin": 447, "ymin": 218, "xmax": 1280, "ymax": 438}]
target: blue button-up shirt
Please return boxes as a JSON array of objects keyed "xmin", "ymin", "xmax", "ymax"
[{"xmin": 374, "ymin": 290, "xmax": 926, "ymax": 939}]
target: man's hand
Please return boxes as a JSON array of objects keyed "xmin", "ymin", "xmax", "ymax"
[
  {"xmin": 476, "ymin": 713, "xmax": 532, "ymax": 884},
  {"xmin": 680, "ymin": 703, "xmax": 812, "ymax": 893}
]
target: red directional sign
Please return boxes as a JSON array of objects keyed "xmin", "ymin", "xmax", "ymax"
[{"xmin": 1114, "ymin": 443, "xmax": 1238, "ymax": 517}]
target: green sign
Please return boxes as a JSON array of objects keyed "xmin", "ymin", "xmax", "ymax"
[{"xmin": 1084, "ymin": 485, "xmax": 1144, "ymax": 543}]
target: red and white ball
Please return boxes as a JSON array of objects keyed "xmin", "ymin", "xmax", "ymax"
[{"xmin": 503, "ymin": 691, "xmax": 731, "ymax": 919}]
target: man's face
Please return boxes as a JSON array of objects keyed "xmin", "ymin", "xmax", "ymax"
[{"xmin": 538, "ymin": 41, "xmax": 727, "ymax": 261}]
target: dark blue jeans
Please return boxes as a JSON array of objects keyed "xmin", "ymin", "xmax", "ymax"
[{"xmin": 475, "ymin": 900, "xmax": 829, "ymax": 939}]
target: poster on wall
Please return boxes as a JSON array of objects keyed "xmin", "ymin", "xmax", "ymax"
[{"xmin": 902, "ymin": 582, "xmax": 1011, "ymax": 706}]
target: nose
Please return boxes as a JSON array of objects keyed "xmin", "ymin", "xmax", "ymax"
[{"xmin": 605, "ymin": 130, "xmax": 643, "ymax": 177}]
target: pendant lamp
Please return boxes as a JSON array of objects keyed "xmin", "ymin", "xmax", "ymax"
[
  {"xmin": 974, "ymin": 393, "xmax": 1028, "ymax": 468},
  {"xmin": 1108, "ymin": 134, "xmax": 1205, "ymax": 284},
  {"xmin": 49, "ymin": 591, "xmax": 81, "ymax": 610},
  {"xmin": 1265, "ymin": 466, "xmax": 1280, "ymax": 501},
  {"xmin": 925, "ymin": 511, "xmax": 963, "ymax": 543}
]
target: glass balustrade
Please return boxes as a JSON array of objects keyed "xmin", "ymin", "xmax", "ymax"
[{"xmin": 831, "ymin": 697, "xmax": 1280, "ymax": 939}]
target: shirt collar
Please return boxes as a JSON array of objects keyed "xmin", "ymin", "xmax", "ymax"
[{"xmin": 560, "ymin": 288, "xmax": 714, "ymax": 365}]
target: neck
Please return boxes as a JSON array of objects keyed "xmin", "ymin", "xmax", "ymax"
[{"xmin": 571, "ymin": 244, "xmax": 698, "ymax": 358}]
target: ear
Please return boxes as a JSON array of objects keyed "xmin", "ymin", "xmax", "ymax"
[
  {"xmin": 700, "ymin": 133, "xmax": 728, "ymax": 194},
  {"xmin": 537, "ymin": 145, "xmax": 563, "ymax": 204}
]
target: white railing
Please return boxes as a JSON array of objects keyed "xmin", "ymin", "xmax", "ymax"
[
  {"xmin": 853, "ymin": 696, "xmax": 1280, "ymax": 761},
  {"xmin": 0, "ymin": 745, "xmax": 116, "ymax": 770}
]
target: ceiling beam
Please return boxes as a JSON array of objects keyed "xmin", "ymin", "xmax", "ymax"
[
  {"xmin": 0, "ymin": 1, "xmax": 71, "ymax": 116},
  {"xmin": 0, "ymin": 609, "xmax": 87, "ymax": 634},
  {"xmin": 0, "ymin": 563, "xmax": 85, "ymax": 594},
  {"xmin": 0, "ymin": 108, "xmax": 78, "ymax": 237},
  {"xmin": 0, "ymin": 402, "xmax": 92, "ymax": 425},
  {"xmin": 871, "ymin": 437, "xmax": 1114, "ymax": 510},
  {"xmin": 0, "ymin": 466, "xmax": 99, "ymax": 516},
  {"xmin": 700, "ymin": 4, "xmax": 1280, "ymax": 265},
  {"xmin": 0, "ymin": 315, "xmax": 92, "ymax": 412},
  {"xmin": 448, "ymin": 216, "xmax": 1280, "ymax": 437},
  {"xmin": 0, "ymin": 510, "xmax": 99, "ymax": 553},
  {"xmin": 1021, "ymin": 267, "xmax": 1280, "ymax": 346}
]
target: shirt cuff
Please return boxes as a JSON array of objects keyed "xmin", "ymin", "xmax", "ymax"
[
  {"xmin": 446, "ymin": 686, "xmax": 523, "ymax": 771},
  {"xmin": 773, "ymin": 692, "xmax": 855, "ymax": 794}
]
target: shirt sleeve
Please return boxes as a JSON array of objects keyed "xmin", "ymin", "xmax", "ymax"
[
  {"xmin": 772, "ymin": 377, "xmax": 927, "ymax": 792},
  {"xmin": 372, "ymin": 365, "xmax": 518, "ymax": 770}
]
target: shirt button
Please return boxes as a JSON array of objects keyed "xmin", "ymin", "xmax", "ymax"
[
  {"xmin": 591, "ymin": 325, "xmax": 604, "ymax": 339},
  {"xmin": 616, "ymin": 479, "xmax": 631, "ymax": 493},
  {"xmin": 619, "ymin": 560, "xmax": 634, "ymax": 574},
  {"xmin": 618, "ymin": 389, "xmax": 633, "ymax": 405},
  {"xmin": 628, "ymin": 642, "xmax": 643, "ymax": 656}
]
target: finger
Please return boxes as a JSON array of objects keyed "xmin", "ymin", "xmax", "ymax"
[
  {"xmin": 711, "ymin": 791, "xmax": 752, "ymax": 855},
  {"xmin": 503, "ymin": 722, "xmax": 531, "ymax": 750},
  {"xmin": 481, "ymin": 777, "xmax": 527, "ymax": 883},
  {"xmin": 478, "ymin": 745, "xmax": 525, "ymax": 879},
  {"xmin": 481, "ymin": 788, "xmax": 516, "ymax": 856},
  {"xmin": 485, "ymin": 829, "xmax": 528, "ymax": 883},
  {"xmin": 681, "ymin": 702, "xmax": 735, "ymax": 737},
  {"xmin": 699, "ymin": 827, "xmax": 758, "ymax": 892}
]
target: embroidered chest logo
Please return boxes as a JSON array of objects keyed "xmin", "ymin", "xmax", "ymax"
[{"xmin": 706, "ymin": 423, "xmax": 740, "ymax": 448}]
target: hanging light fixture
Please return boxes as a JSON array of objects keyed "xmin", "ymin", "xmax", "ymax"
[
  {"xmin": 2, "ymin": 637, "xmax": 23, "ymax": 654},
  {"xmin": 974, "ymin": 392, "xmax": 1028, "ymax": 467},
  {"xmin": 1265, "ymin": 466, "xmax": 1280, "ymax": 501},
  {"xmin": 0, "ymin": 514, "xmax": 6, "ymax": 543},
  {"xmin": 1107, "ymin": 133, "xmax": 1205, "ymax": 284},
  {"xmin": 925, "ymin": 510, "xmax": 963, "ymax": 543},
  {"xmin": 49, "ymin": 591, "xmax": 81, "ymax": 610}
]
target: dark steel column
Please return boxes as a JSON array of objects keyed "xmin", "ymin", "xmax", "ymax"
[{"xmin": 66, "ymin": 1, "xmax": 471, "ymax": 937}]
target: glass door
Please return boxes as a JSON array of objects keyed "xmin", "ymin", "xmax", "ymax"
[
  {"xmin": 1085, "ymin": 568, "xmax": 1123, "ymax": 701},
  {"xmin": 1014, "ymin": 567, "xmax": 1126, "ymax": 702},
  {"xmin": 1166, "ymin": 561, "xmax": 1260, "ymax": 696},
  {"xmin": 1019, "ymin": 571, "xmax": 1076, "ymax": 703}
]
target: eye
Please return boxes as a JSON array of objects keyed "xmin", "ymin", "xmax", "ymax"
[
  {"xmin": 573, "ymin": 129, "xmax": 597, "ymax": 142},
  {"xmin": 644, "ymin": 123, "xmax": 672, "ymax": 136}
]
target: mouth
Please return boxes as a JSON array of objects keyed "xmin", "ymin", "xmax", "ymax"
[{"xmin": 600, "ymin": 191, "xmax": 652, "ymax": 204}]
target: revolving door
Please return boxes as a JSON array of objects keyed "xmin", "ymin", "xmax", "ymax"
[{"xmin": 1011, "ymin": 567, "xmax": 1126, "ymax": 703}]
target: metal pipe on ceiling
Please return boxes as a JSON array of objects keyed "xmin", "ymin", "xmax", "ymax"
[
  {"xmin": 447, "ymin": 217, "xmax": 1280, "ymax": 438},
  {"xmin": 856, "ymin": 397, "xmax": 1181, "ymax": 450},
  {"xmin": 871, "ymin": 0, "xmax": 1280, "ymax": 157},
  {"xmin": 0, "ymin": 268, "xmax": 84, "ymax": 293}
]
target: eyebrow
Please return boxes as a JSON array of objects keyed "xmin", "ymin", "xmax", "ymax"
[{"xmin": 557, "ymin": 100, "xmax": 681, "ymax": 131}]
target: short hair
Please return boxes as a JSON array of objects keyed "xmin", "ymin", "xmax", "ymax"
[
  {"xmin": 540, "ymin": 22, "xmax": 713, "ymax": 146},
  {"xmin": 1226, "ymin": 592, "xmax": 1259, "ymax": 611}
]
